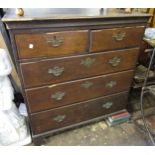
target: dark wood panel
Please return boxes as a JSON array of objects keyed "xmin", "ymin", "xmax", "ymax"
[
  {"xmin": 30, "ymin": 91, "xmax": 128, "ymax": 134},
  {"xmin": 26, "ymin": 70, "xmax": 133, "ymax": 113},
  {"xmin": 15, "ymin": 30, "xmax": 88, "ymax": 59},
  {"xmin": 21, "ymin": 48, "xmax": 139, "ymax": 88},
  {"xmin": 91, "ymin": 27, "xmax": 144, "ymax": 52}
]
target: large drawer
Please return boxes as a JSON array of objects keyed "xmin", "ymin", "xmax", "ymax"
[
  {"xmin": 30, "ymin": 91, "xmax": 128, "ymax": 134},
  {"xmin": 91, "ymin": 26, "xmax": 144, "ymax": 52},
  {"xmin": 21, "ymin": 48, "xmax": 139, "ymax": 88},
  {"xmin": 26, "ymin": 70, "xmax": 133, "ymax": 113},
  {"xmin": 15, "ymin": 30, "xmax": 88, "ymax": 59}
]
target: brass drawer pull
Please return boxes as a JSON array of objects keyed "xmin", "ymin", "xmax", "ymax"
[
  {"xmin": 102, "ymin": 102, "xmax": 113, "ymax": 109},
  {"xmin": 81, "ymin": 81, "xmax": 93, "ymax": 89},
  {"xmin": 48, "ymin": 66, "xmax": 64, "ymax": 76},
  {"xmin": 81, "ymin": 57, "xmax": 95, "ymax": 67},
  {"xmin": 106, "ymin": 81, "xmax": 117, "ymax": 88},
  {"xmin": 108, "ymin": 57, "xmax": 121, "ymax": 67},
  {"xmin": 53, "ymin": 115, "xmax": 66, "ymax": 122},
  {"xmin": 51, "ymin": 91, "xmax": 65, "ymax": 101},
  {"xmin": 112, "ymin": 32, "xmax": 126, "ymax": 41},
  {"xmin": 46, "ymin": 35, "xmax": 64, "ymax": 47}
]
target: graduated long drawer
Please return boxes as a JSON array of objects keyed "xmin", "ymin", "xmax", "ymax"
[
  {"xmin": 30, "ymin": 91, "xmax": 128, "ymax": 135},
  {"xmin": 20, "ymin": 48, "xmax": 139, "ymax": 88},
  {"xmin": 26, "ymin": 70, "xmax": 133, "ymax": 113}
]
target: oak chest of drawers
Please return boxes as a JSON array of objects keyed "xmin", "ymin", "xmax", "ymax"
[{"xmin": 3, "ymin": 9, "xmax": 150, "ymax": 145}]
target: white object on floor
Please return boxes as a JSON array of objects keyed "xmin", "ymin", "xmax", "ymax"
[
  {"xmin": 0, "ymin": 48, "xmax": 31, "ymax": 146},
  {"xmin": 0, "ymin": 49, "xmax": 13, "ymax": 110},
  {"xmin": 19, "ymin": 103, "xmax": 28, "ymax": 117},
  {"xmin": 0, "ymin": 104, "xmax": 31, "ymax": 145},
  {"xmin": 9, "ymin": 121, "xmax": 32, "ymax": 146}
]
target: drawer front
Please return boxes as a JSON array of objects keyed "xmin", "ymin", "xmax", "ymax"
[
  {"xmin": 21, "ymin": 48, "xmax": 139, "ymax": 88},
  {"xmin": 91, "ymin": 27, "xmax": 144, "ymax": 52},
  {"xmin": 15, "ymin": 30, "xmax": 88, "ymax": 59},
  {"xmin": 30, "ymin": 92, "xmax": 128, "ymax": 134},
  {"xmin": 26, "ymin": 70, "xmax": 133, "ymax": 113}
]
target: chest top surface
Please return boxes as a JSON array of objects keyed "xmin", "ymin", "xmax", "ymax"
[{"xmin": 2, "ymin": 8, "xmax": 151, "ymax": 22}]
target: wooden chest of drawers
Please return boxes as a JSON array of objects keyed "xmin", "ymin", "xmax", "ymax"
[{"xmin": 3, "ymin": 9, "xmax": 150, "ymax": 145}]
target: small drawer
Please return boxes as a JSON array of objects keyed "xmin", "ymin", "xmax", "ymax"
[
  {"xmin": 26, "ymin": 70, "xmax": 133, "ymax": 113},
  {"xmin": 91, "ymin": 27, "xmax": 144, "ymax": 52},
  {"xmin": 15, "ymin": 30, "xmax": 88, "ymax": 59},
  {"xmin": 30, "ymin": 91, "xmax": 128, "ymax": 134},
  {"xmin": 21, "ymin": 48, "xmax": 139, "ymax": 88}
]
